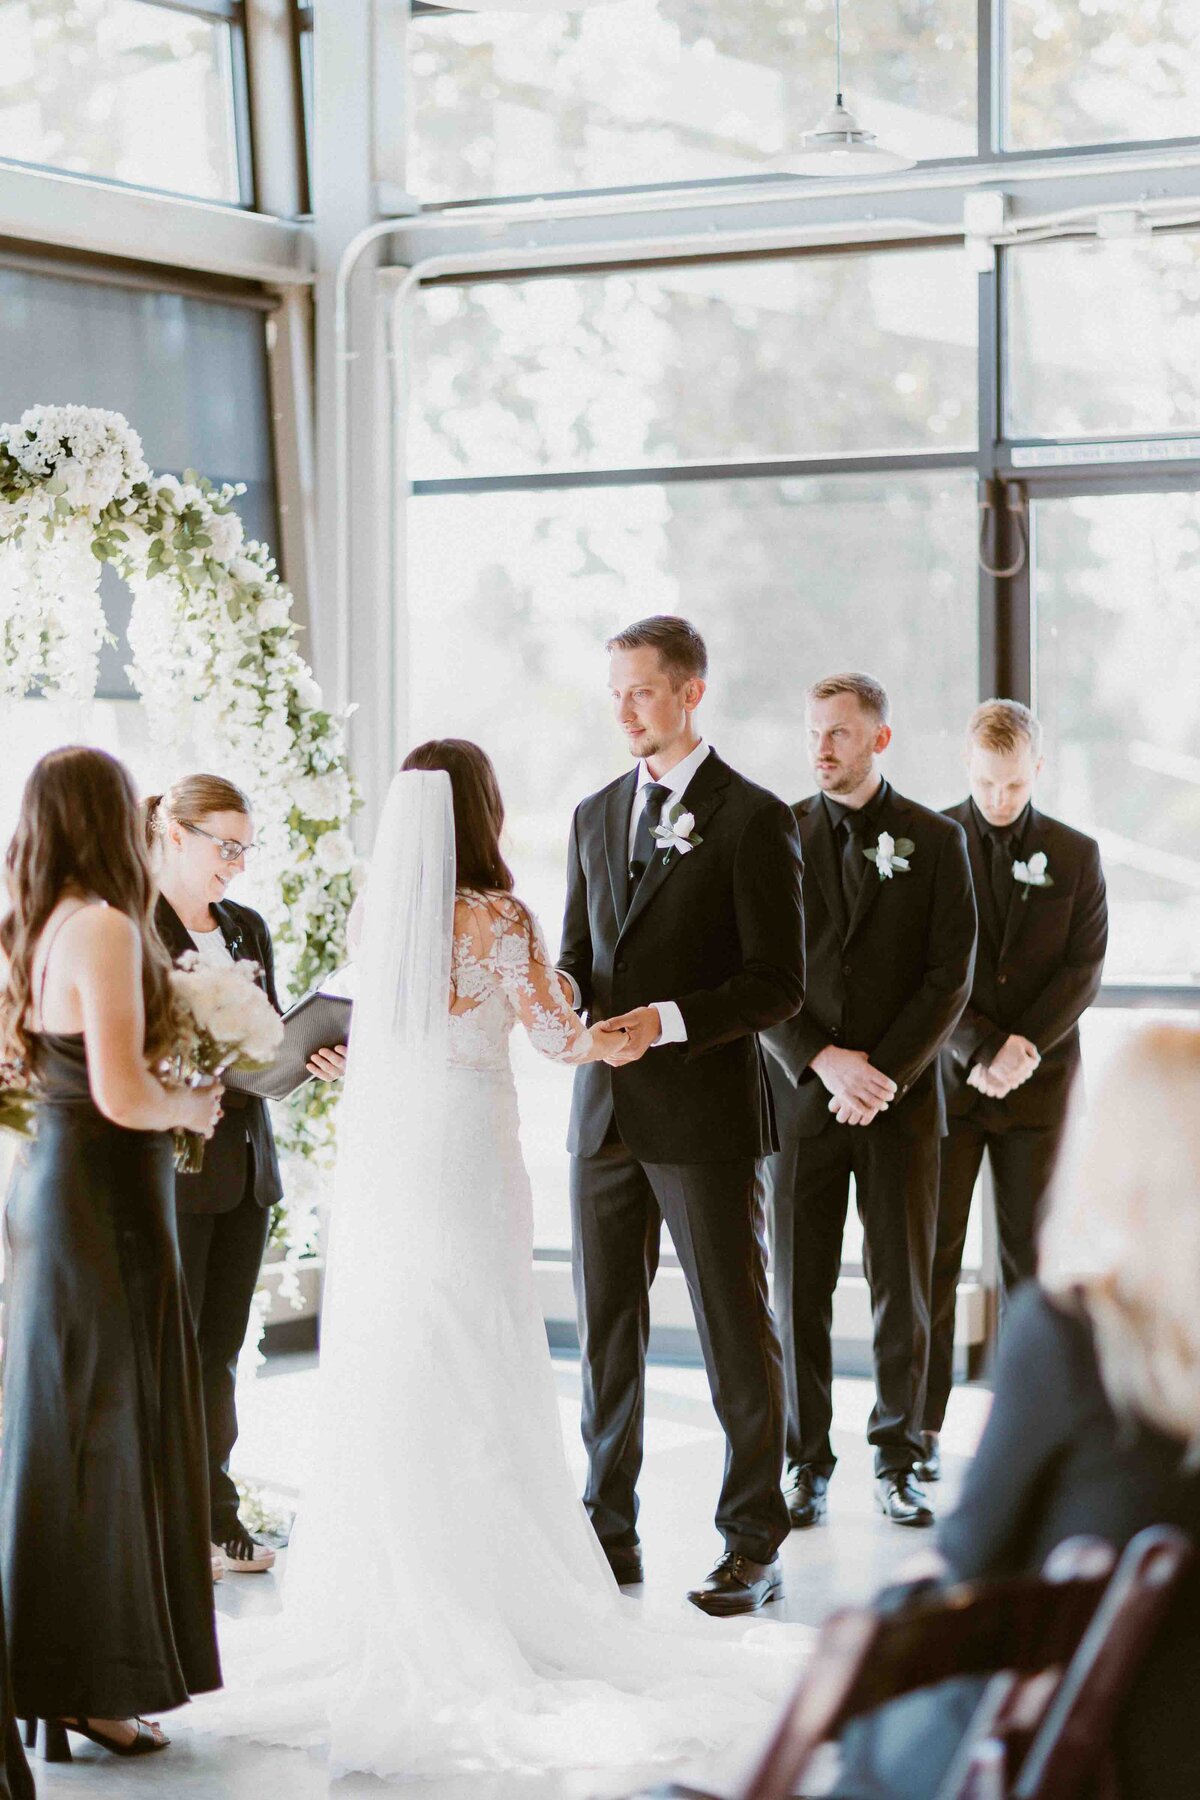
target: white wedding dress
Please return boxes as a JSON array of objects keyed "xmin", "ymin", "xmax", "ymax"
[{"xmin": 190, "ymin": 771, "xmax": 806, "ymax": 1782}]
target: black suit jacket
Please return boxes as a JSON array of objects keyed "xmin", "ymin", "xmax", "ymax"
[
  {"xmin": 156, "ymin": 894, "xmax": 284, "ymax": 1215},
  {"xmin": 558, "ymin": 750, "xmax": 805, "ymax": 1163},
  {"xmin": 763, "ymin": 784, "xmax": 977, "ymax": 1139},
  {"xmin": 941, "ymin": 800, "xmax": 1107, "ymax": 1130}
]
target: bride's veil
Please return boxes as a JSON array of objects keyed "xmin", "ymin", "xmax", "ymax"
[{"xmin": 277, "ymin": 768, "xmax": 456, "ymax": 1675}]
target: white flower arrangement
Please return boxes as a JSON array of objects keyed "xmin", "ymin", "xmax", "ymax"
[
  {"xmin": 1012, "ymin": 850, "xmax": 1053, "ymax": 899},
  {"xmin": 168, "ymin": 956, "xmax": 284, "ymax": 1172},
  {"xmin": 864, "ymin": 831, "xmax": 914, "ymax": 879},
  {"xmin": 651, "ymin": 801, "xmax": 703, "ymax": 864},
  {"xmin": 0, "ymin": 404, "xmax": 361, "ymax": 1296}
]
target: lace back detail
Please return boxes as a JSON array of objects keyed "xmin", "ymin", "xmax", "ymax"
[{"xmin": 448, "ymin": 891, "xmax": 589, "ymax": 1072}]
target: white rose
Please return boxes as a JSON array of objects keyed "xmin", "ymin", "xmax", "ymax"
[
  {"xmin": 313, "ymin": 829, "xmax": 355, "ymax": 876},
  {"xmin": 673, "ymin": 810, "xmax": 695, "ymax": 838},
  {"xmin": 1027, "ymin": 851, "xmax": 1048, "ymax": 878}
]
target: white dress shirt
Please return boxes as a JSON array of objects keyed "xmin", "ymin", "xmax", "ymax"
[
  {"xmin": 628, "ymin": 740, "xmax": 709, "ymax": 1045},
  {"xmin": 559, "ymin": 740, "xmax": 709, "ymax": 1047}
]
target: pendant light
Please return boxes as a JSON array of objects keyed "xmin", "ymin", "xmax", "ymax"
[{"xmin": 781, "ymin": 0, "xmax": 916, "ymax": 176}]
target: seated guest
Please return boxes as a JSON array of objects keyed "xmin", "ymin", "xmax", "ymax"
[
  {"xmin": 148, "ymin": 774, "xmax": 346, "ymax": 1577},
  {"xmin": 921, "ymin": 699, "xmax": 1107, "ymax": 1482},
  {"xmin": 832, "ymin": 1021, "xmax": 1200, "ymax": 1800}
]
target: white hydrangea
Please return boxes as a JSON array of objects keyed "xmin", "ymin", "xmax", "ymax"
[
  {"xmin": 0, "ymin": 402, "xmax": 359, "ymax": 1293},
  {"xmin": 313, "ymin": 829, "xmax": 355, "ymax": 876}
]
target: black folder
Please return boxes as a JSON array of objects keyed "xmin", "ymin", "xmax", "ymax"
[{"xmin": 223, "ymin": 990, "xmax": 352, "ymax": 1102}]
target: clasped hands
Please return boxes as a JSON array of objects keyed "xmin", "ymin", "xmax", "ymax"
[
  {"xmin": 810, "ymin": 1045, "xmax": 897, "ymax": 1126},
  {"xmin": 592, "ymin": 1007, "xmax": 662, "ymax": 1067},
  {"xmin": 967, "ymin": 1033, "xmax": 1039, "ymax": 1099}
]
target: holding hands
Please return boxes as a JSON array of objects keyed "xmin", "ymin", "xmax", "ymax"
[
  {"xmin": 968, "ymin": 1032, "xmax": 1039, "ymax": 1099},
  {"xmin": 810, "ymin": 1044, "xmax": 897, "ymax": 1127},
  {"xmin": 595, "ymin": 1007, "xmax": 662, "ymax": 1067}
]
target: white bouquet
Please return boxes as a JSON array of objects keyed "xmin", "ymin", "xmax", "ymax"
[{"xmin": 168, "ymin": 954, "xmax": 284, "ymax": 1172}]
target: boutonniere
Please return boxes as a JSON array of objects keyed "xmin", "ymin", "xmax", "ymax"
[
  {"xmin": 1012, "ymin": 850, "xmax": 1053, "ymax": 900},
  {"xmin": 863, "ymin": 830, "xmax": 914, "ymax": 880},
  {"xmin": 652, "ymin": 801, "xmax": 703, "ymax": 865}
]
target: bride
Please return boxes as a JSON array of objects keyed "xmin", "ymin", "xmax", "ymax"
[{"xmin": 193, "ymin": 741, "xmax": 805, "ymax": 1781}]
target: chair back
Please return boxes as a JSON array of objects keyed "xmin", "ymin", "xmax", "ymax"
[
  {"xmin": 736, "ymin": 1537, "xmax": 1117, "ymax": 1800},
  {"xmin": 1011, "ymin": 1525, "xmax": 1194, "ymax": 1800}
]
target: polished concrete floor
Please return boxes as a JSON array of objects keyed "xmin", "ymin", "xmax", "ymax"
[{"xmin": 33, "ymin": 1353, "xmax": 990, "ymax": 1799}]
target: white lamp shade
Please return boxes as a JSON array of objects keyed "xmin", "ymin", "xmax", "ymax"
[{"xmin": 778, "ymin": 100, "xmax": 917, "ymax": 177}]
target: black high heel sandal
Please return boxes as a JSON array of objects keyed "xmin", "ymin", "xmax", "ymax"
[{"xmin": 23, "ymin": 1716, "xmax": 168, "ymax": 1760}]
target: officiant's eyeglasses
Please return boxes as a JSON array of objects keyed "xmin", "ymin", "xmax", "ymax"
[{"xmin": 181, "ymin": 821, "xmax": 258, "ymax": 863}]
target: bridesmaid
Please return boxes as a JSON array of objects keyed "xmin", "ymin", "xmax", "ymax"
[
  {"xmin": 147, "ymin": 774, "xmax": 346, "ymax": 1575},
  {"xmin": 0, "ymin": 747, "xmax": 222, "ymax": 1762}
]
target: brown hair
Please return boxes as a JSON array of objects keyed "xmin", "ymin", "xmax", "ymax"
[
  {"xmin": 606, "ymin": 615, "xmax": 708, "ymax": 685},
  {"xmin": 806, "ymin": 671, "xmax": 890, "ymax": 725},
  {"xmin": 401, "ymin": 740, "xmax": 516, "ymax": 897},
  {"xmin": 144, "ymin": 772, "xmax": 252, "ymax": 852},
  {"xmin": 968, "ymin": 698, "xmax": 1043, "ymax": 758},
  {"xmin": 0, "ymin": 747, "xmax": 178, "ymax": 1066}
]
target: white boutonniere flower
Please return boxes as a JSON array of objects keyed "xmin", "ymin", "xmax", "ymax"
[
  {"xmin": 1012, "ymin": 849, "xmax": 1053, "ymax": 900},
  {"xmin": 863, "ymin": 831, "xmax": 914, "ymax": 880},
  {"xmin": 651, "ymin": 801, "xmax": 704, "ymax": 865}
]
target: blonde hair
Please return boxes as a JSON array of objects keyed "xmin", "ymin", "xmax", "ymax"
[
  {"xmin": 806, "ymin": 672, "xmax": 889, "ymax": 725},
  {"xmin": 968, "ymin": 698, "xmax": 1043, "ymax": 758},
  {"xmin": 144, "ymin": 773, "xmax": 252, "ymax": 852},
  {"xmin": 1040, "ymin": 1023, "xmax": 1200, "ymax": 1454}
]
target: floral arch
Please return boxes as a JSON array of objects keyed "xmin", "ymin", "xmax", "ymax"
[{"xmin": 0, "ymin": 404, "xmax": 358, "ymax": 1283}]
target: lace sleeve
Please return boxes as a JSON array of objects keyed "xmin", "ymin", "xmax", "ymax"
[{"xmin": 485, "ymin": 899, "xmax": 593, "ymax": 1065}]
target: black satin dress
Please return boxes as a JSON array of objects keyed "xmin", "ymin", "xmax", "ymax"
[{"xmin": 0, "ymin": 1033, "xmax": 221, "ymax": 1721}]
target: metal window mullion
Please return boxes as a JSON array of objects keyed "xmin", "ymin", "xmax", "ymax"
[
  {"xmin": 411, "ymin": 450, "xmax": 978, "ymax": 497},
  {"xmin": 228, "ymin": 6, "xmax": 257, "ymax": 211},
  {"xmin": 136, "ymin": 0, "xmax": 242, "ymax": 23},
  {"xmin": 978, "ymin": 0, "xmax": 997, "ymax": 159}
]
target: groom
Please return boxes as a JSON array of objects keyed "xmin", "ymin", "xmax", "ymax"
[{"xmin": 558, "ymin": 615, "xmax": 805, "ymax": 1616}]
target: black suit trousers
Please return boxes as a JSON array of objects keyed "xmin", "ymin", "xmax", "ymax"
[
  {"xmin": 569, "ymin": 1143, "xmax": 789, "ymax": 1563},
  {"xmin": 175, "ymin": 1142, "xmax": 271, "ymax": 1537},
  {"xmin": 768, "ymin": 1116, "xmax": 938, "ymax": 1478},
  {"xmin": 923, "ymin": 1112, "xmax": 1066, "ymax": 1433}
]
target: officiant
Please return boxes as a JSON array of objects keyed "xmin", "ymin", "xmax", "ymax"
[{"xmin": 147, "ymin": 774, "xmax": 347, "ymax": 1576}]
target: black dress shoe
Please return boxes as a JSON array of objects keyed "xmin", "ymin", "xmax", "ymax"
[
  {"xmin": 875, "ymin": 1473, "xmax": 935, "ymax": 1528},
  {"xmin": 604, "ymin": 1542, "xmax": 644, "ymax": 1585},
  {"xmin": 784, "ymin": 1464, "xmax": 829, "ymax": 1529},
  {"xmin": 913, "ymin": 1431, "xmax": 941, "ymax": 1483},
  {"xmin": 687, "ymin": 1552, "xmax": 782, "ymax": 1616}
]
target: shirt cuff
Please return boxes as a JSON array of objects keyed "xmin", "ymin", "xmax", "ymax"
[
  {"xmin": 651, "ymin": 1001, "xmax": 687, "ymax": 1046},
  {"xmin": 557, "ymin": 969, "xmax": 582, "ymax": 1011}
]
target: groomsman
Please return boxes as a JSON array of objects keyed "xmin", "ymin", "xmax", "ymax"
[
  {"xmin": 763, "ymin": 673, "xmax": 976, "ymax": 1529},
  {"xmin": 918, "ymin": 700, "xmax": 1107, "ymax": 1480}
]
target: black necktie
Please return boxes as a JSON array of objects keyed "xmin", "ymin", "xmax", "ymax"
[
  {"xmin": 630, "ymin": 783, "xmax": 671, "ymax": 890},
  {"xmin": 986, "ymin": 828, "xmax": 1013, "ymax": 926},
  {"xmin": 839, "ymin": 812, "xmax": 867, "ymax": 915}
]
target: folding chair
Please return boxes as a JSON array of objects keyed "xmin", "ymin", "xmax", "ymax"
[{"xmin": 619, "ymin": 1532, "xmax": 1184, "ymax": 1800}]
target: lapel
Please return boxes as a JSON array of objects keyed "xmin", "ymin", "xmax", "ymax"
[
  {"xmin": 998, "ymin": 806, "xmax": 1044, "ymax": 964},
  {"xmin": 155, "ymin": 893, "xmax": 193, "ymax": 962},
  {"xmin": 619, "ymin": 751, "xmax": 730, "ymax": 943},
  {"xmin": 844, "ymin": 787, "xmax": 911, "ymax": 947},
  {"xmin": 211, "ymin": 900, "xmax": 248, "ymax": 963},
  {"xmin": 798, "ymin": 799, "xmax": 847, "ymax": 939},
  {"xmin": 958, "ymin": 801, "xmax": 1003, "ymax": 952},
  {"xmin": 604, "ymin": 770, "xmax": 638, "ymax": 925}
]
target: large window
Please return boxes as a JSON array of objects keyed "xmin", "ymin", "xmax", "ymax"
[
  {"xmin": 0, "ymin": 0, "xmax": 248, "ymax": 204},
  {"xmin": 409, "ymin": 0, "xmax": 976, "ymax": 204},
  {"xmin": 1007, "ymin": 233, "xmax": 1200, "ymax": 443},
  {"xmin": 1033, "ymin": 492, "xmax": 1200, "ymax": 988},
  {"xmin": 412, "ymin": 250, "xmax": 978, "ymax": 477},
  {"xmin": 0, "ymin": 262, "xmax": 278, "ymax": 863},
  {"xmin": 1004, "ymin": 1, "xmax": 1200, "ymax": 151}
]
